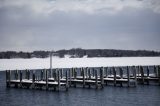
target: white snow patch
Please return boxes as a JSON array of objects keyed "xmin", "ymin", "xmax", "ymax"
[{"xmin": 0, "ymin": 57, "xmax": 160, "ymax": 71}]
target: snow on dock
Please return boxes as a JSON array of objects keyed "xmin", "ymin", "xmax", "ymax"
[{"xmin": 0, "ymin": 57, "xmax": 160, "ymax": 70}]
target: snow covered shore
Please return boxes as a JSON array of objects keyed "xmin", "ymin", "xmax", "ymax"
[{"xmin": 0, "ymin": 57, "xmax": 160, "ymax": 71}]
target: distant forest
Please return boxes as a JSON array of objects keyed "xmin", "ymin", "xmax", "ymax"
[{"xmin": 0, "ymin": 48, "xmax": 160, "ymax": 59}]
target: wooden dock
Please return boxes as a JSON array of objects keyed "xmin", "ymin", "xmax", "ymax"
[{"xmin": 6, "ymin": 65, "xmax": 160, "ymax": 91}]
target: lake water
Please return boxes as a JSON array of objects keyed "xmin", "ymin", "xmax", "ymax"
[{"xmin": 0, "ymin": 71, "xmax": 160, "ymax": 106}]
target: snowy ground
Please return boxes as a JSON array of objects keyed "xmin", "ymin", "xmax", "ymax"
[{"xmin": 0, "ymin": 57, "xmax": 160, "ymax": 71}]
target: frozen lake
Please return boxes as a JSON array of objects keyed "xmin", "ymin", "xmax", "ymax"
[
  {"xmin": 0, "ymin": 57, "xmax": 160, "ymax": 71},
  {"xmin": 0, "ymin": 57, "xmax": 160, "ymax": 70}
]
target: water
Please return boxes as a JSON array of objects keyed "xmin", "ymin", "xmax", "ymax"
[{"xmin": 0, "ymin": 71, "xmax": 160, "ymax": 106}]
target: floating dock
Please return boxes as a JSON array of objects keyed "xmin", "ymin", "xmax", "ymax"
[{"xmin": 6, "ymin": 65, "xmax": 160, "ymax": 91}]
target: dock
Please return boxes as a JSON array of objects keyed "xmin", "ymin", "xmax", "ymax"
[{"xmin": 6, "ymin": 65, "xmax": 160, "ymax": 91}]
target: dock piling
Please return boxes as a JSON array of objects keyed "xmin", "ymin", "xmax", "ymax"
[
  {"xmin": 147, "ymin": 66, "xmax": 150, "ymax": 85},
  {"xmin": 133, "ymin": 66, "xmax": 137, "ymax": 86},
  {"xmin": 20, "ymin": 70, "xmax": 22, "ymax": 88},
  {"xmin": 66, "ymin": 70, "xmax": 68, "ymax": 91},
  {"xmin": 45, "ymin": 69, "xmax": 48, "ymax": 90},
  {"xmin": 113, "ymin": 67, "xmax": 116, "ymax": 86},
  {"xmin": 140, "ymin": 66, "xmax": 144, "ymax": 84},
  {"xmin": 57, "ymin": 69, "xmax": 60, "ymax": 91},
  {"xmin": 158, "ymin": 66, "xmax": 160, "ymax": 86},
  {"xmin": 32, "ymin": 71, "xmax": 35, "ymax": 89},
  {"xmin": 105, "ymin": 67, "xmax": 108, "ymax": 78},
  {"xmin": 82, "ymin": 68, "xmax": 85, "ymax": 88},
  {"xmin": 127, "ymin": 66, "xmax": 130, "ymax": 87},
  {"xmin": 100, "ymin": 67, "xmax": 104, "ymax": 88},
  {"xmin": 95, "ymin": 69, "xmax": 98, "ymax": 89},
  {"xmin": 14, "ymin": 70, "xmax": 18, "ymax": 80}
]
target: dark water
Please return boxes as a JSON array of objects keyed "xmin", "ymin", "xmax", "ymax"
[{"xmin": 0, "ymin": 71, "xmax": 160, "ymax": 106}]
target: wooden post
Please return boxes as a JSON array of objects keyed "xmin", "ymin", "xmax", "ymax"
[
  {"xmin": 100, "ymin": 67, "xmax": 104, "ymax": 88},
  {"xmin": 32, "ymin": 71, "xmax": 35, "ymax": 89},
  {"xmin": 95, "ymin": 69, "xmax": 98, "ymax": 89},
  {"xmin": 127, "ymin": 66, "xmax": 130, "ymax": 87},
  {"xmin": 147, "ymin": 66, "xmax": 150, "ymax": 85},
  {"xmin": 73, "ymin": 68, "xmax": 77, "ymax": 88},
  {"xmin": 105, "ymin": 67, "xmax": 108, "ymax": 78},
  {"xmin": 69, "ymin": 68, "xmax": 72, "ymax": 87},
  {"xmin": 113, "ymin": 67, "xmax": 116, "ymax": 86},
  {"xmin": 140, "ymin": 66, "xmax": 144, "ymax": 84},
  {"xmin": 138, "ymin": 66, "xmax": 140, "ymax": 77},
  {"xmin": 74, "ymin": 68, "xmax": 77, "ymax": 79},
  {"xmin": 6, "ymin": 70, "xmax": 10, "ymax": 88},
  {"xmin": 93, "ymin": 68, "xmax": 95, "ymax": 77},
  {"xmin": 80, "ymin": 68, "xmax": 83, "ymax": 76},
  {"xmin": 6, "ymin": 70, "xmax": 8, "ymax": 84},
  {"xmin": 45, "ymin": 69, "xmax": 48, "ymax": 90},
  {"xmin": 156, "ymin": 66, "xmax": 159, "ymax": 77},
  {"xmin": 154, "ymin": 66, "xmax": 158, "ymax": 77},
  {"xmin": 82, "ymin": 68, "xmax": 85, "ymax": 88},
  {"xmin": 158, "ymin": 66, "xmax": 160, "ymax": 86},
  {"xmin": 19, "ymin": 70, "xmax": 22, "ymax": 88},
  {"xmin": 147, "ymin": 66, "xmax": 149, "ymax": 77},
  {"xmin": 133, "ymin": 66, "xmax": 137, "ymax": 86},
  {"xmin": 25, "ymin": 69, "xmax": 28, "ymax": 79},
  {"xmin": 88, "ymin": 68, "xmax": 91, "ymax": 88},
  {"xmin": 57, "ymin": 69, "xmax": 60, "ymax": 91},
  {"xmin": 88, "ymin": 68, "xmax": 91, "ymax": 80},
  {"xmin": 119, "ymin": 67, "xmax": 123, "ymax": 79},
  {"xmin": 52, "ymin": 69, "xmax": 54, "ymax": 79},
  {"xmin": 86, "ymin": 67, "xmax": 88, "ymax": 79},
  {"xmin": 50, "ymin": 52, "xmax": 53, "ymax": 78},
  {"xmin": 20, "ymin": 70, "xmax": 22, "ymax": 82},
  {"xmin": 110, "ymin": 67, "xmax": 112, "ymax": 76},
  {"xmin": 119, "ymin": 67, "xmax": 123, "ymax": 86},
  {"xmin": 43, "ymin": 69, "xmax": 45, "ymax": 80},
  {"xmin": 54, "ymin": 68, "xmax": 58, "ymax": 81},
  {"xmin": 9, "ymin": 70, "xmax": 11, "ymax": 87},
  {"xmin": 72, "ymin": 68, "xmax": 74, "ymax": 78},
  {"xmin": 15, "ymin": 70, "xmax": 18, "ymax": 80},
  {"xmin": 66, "ymin": 70, "xmax": 68, "ymax": 91},
  {"xmin": 41, "ymin": 70, "xmax": 43, "ymax": 81},
  {"xmin": 60, "ymin": 68, "xmax": 63, "ymax": 79},
  {"xmin": 27, "ymin": 70, "xmax": 30, "ymax": 80}
]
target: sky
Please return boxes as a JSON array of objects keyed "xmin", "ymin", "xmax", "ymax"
[{"xmin": 0, "ymin": 0, "xmax": 160, "ymax": 52}]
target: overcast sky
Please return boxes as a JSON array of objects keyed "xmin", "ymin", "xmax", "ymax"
[{"xmin": 0, "ymin": 0, "xmax": 160, "ymax": 51}]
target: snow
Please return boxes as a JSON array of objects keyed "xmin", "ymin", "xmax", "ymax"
[{"xmin": 0, "ymin": 57, "xmax": 160, "ymax": 71}]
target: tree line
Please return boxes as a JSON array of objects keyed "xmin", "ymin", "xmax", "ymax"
[{"xmin": 0, "ymin": 48, "xmax": 160, "ymax": 59}]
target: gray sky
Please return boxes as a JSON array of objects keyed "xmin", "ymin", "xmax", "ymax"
[{"xmin": 0, "ymin": 0, "xmax": 160, "ymax": 51}]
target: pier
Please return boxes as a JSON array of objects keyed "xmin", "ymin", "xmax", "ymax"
[{"xmin": 6, "ymin": 65, "xmax": 160, "ymax": 91}]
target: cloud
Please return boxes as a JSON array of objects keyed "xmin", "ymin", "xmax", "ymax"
[
  {"xmin": 0, "ymin": 0, "xmax": 160, "ymax": 51},
  {"xmin": 0, "ymin": 0, "xmax": 160, "ymax": 15}
]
